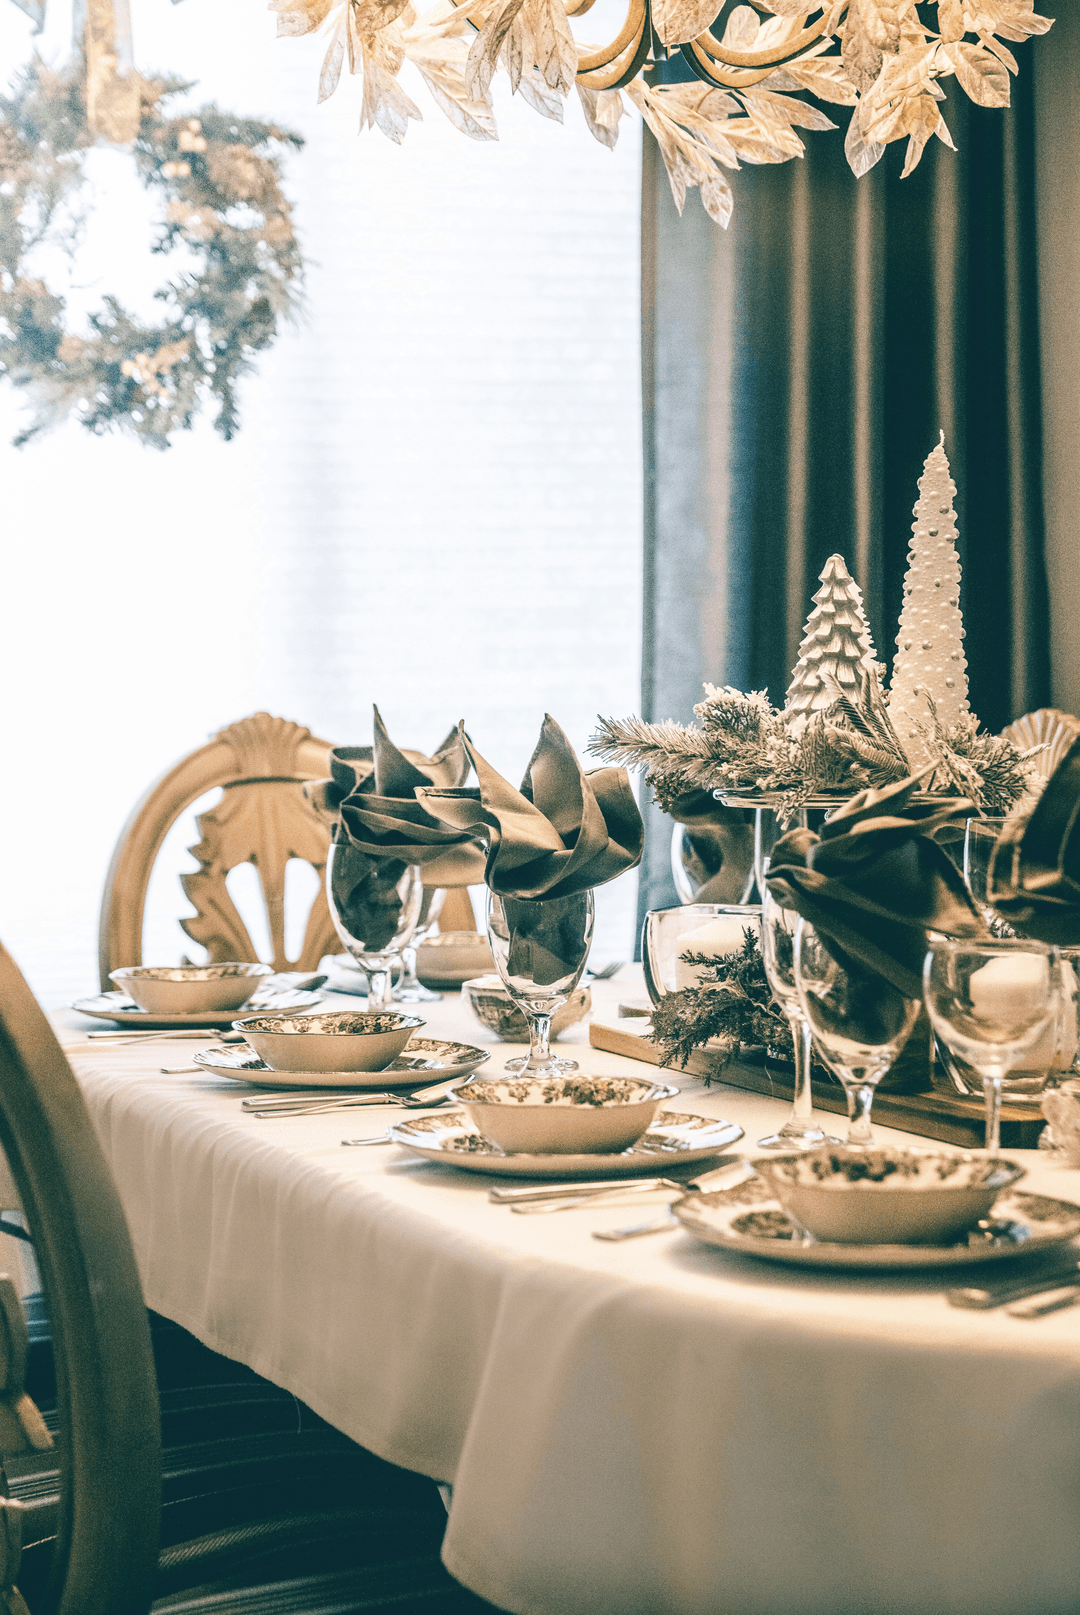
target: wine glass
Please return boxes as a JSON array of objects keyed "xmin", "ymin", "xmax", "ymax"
[
  {"xmin": 485, "ymin": 888, "xmax": 594, "ymax": 1076},
  {"xmin": 394, "ymin": 887, "xmax": 447, "ymax": 1003},
  {"xmin": 795, "ymin": 919, "xmax": 921, "ymax": 1145},
  {"xmin": 326, "ymin": 839, "xmax": 423, "ymax": 1012},
  {"xmin": 757, "ymin": 890, "xmax": 834, "ymax": 1150},
  {"xmin": 924, "ymin": 938, "xmax": 1062, "ymax": 1151},
  {"xmin": 963, "ymin": 816, "xmax": 1010, "ymax": 930}
]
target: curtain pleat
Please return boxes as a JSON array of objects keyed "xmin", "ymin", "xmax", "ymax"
[{"xmin": 638, "ymin": 42, "xmax": 1050, "ymax": 919}]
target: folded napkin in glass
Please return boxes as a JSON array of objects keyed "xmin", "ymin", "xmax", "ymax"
[
  {"xmin": 416, "ymin": 714, "xmax": 643, "ymax": 900},
  {"xmin": 766, "ymin": 773, "xmax": 990, "ymax": 998},
  {"xmin": 990, "ymin": 735, "xmax": 1080, "ymax": 944},
  {"xmin": 306, "ymin": 706, "xmax": 487, "ymax": 892}
]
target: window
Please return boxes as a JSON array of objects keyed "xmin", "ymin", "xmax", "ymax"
[{"xmin": 1, "ymin": 0, "xmax": 643, "ymax": 1005}]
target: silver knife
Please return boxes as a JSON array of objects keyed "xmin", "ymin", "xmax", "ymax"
[{"xmin": 947, "ymin": 1259, "xmax": 1080, "ymax": 1310}]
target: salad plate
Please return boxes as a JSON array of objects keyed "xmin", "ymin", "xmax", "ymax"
[
  {"xmin": 192, "ymin": 1038, "xmax": 490, "ymax": 1089},
  {"xmin": 71, "ymin": 988, "xmax": 326, "ymax": 1029},
  {"xmin": 387, "ymin": 1109, "xmax": 745, "ymax": 1178},
  {"xmin": 673, "ymin": 1174, "xmax": 1080, "ymax": 1270}
]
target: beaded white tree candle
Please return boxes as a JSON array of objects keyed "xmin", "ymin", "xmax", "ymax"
[
  {"xmin": 887, "ymin": 435, "xmax": 970, "ymax": 771},
  {"xmin": 785, "ymin": 554, "xmax": 882, "ymax": 733}
]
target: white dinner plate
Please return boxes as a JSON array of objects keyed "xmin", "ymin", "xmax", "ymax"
[
  {"xmin": 192, "ymin": 1038, "xmax": 490, "ymax": 1088},
  {"xmin": 71, "ymin": 989, "xmax": 327, "ymax": 1029},
  {"xmin": 387, "ymin": 1109, "xmax": 745, "ymax": 1178},
  {"xmin": 673, "ymin": 1175, "xmax": 1080, "ymax": 1270}
]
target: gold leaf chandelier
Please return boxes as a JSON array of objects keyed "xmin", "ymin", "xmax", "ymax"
[{"xmin": 277, "ymin": 0, "xmax": 1052, "ymax": 223}]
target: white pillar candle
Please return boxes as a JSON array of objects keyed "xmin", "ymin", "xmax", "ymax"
[
  {"xmin": 675, "ymin": 916, "xmax": 751, "ymax": 991},
  {"xmin": 967, "ymin": 954, "xmax": 1052, "ymax": 1034}
]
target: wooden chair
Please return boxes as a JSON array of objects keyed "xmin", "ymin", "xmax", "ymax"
[
  {"xmin": 0, "ymin": 941, "xmax": 499, "ymax": 1613},
  {"xmin": 0, "ymin": 938, "xmax": 160, "ymax": 1615},
  {"xmin": 98, "ymin": 713, "xmax": 339, "ymax": 989}
]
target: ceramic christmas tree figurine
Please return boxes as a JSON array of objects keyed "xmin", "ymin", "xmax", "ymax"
[
  {"xmin": 887, "ymin": 435, "xmax": 970, "ymax": 771},
  {"xmin": 784, "ymin": 553, "xmax": 882, "ymax": 731}
]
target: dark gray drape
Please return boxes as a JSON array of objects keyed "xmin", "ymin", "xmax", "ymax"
[{"xmin": 638, "ymin": 40, "xmax": 1051, "ymax": 920}]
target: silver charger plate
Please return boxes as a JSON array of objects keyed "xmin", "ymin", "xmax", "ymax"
[
  {"xmin": 192, "ymin": 1038, "xmax": 490, "ymax": 1088},
  {"xmin": 387, "ymin": 1109, "xmax": 745, "ymax": 1178},
  {"xmin": 673, "ymin": 1174, "xmax": 1080, "ymax": 1270},
  {"xmin": 71, "ymin": 989, "xmax": 326, "ymax": 1030}
]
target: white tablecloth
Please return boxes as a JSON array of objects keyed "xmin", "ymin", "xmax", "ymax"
[{"xmin": 63, "ymin": 976, "xmax": 1080, "ymax": 1615}]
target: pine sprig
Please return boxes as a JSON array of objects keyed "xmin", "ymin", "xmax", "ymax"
[
  {"xmin": 590, "ymin": 661, "xmax": 1031, "ymax": 819},
  {"xmin": 647, "ymin": 930, "xmax": 791, "ymax": 1073},
  {"xmin": 914, "ymin": 701, "xmax": 1037, "ymax": 816}
]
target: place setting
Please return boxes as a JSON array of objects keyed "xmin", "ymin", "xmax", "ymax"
[{"xmin": 71, "ymin": 962, "xmax": 329, "ymax": 1030}]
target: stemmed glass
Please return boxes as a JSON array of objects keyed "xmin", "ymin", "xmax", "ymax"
[
  {"xmin": 963, "ymin": 817, "xmax": 1009, "ymax": 928},
  {"xmin": 394, "ymin": 887, "xmax": 447, "ymax": 1003},
  {"xmin": 924, "ymin": 939, "xmax": 1062, "ymax": 1151},
  {"xmin": 486, "ymin": 889, "xmax": 594, "ymax": 1076},
  {"xmin": 795, "ymin": 919, "xmax": 921, "ymax": 1145},
  {"xmin": 757, "ymin": 890, "xmax": 833, "ymax": 1150},
  {"xmin": 326, "ymin": 839, "xmax": 423, "ymax": 1012}
]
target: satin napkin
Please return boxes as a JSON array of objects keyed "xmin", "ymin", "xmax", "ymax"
[
  {"xmin": 990, "ymin": 735, "xmax": 1080, "ymax": 944},
  {"xmin": 308, "ymin": 707, "xmax": 487, "ymax": 889},
  {"xmin": 766, "ymin": 774, "xmax": 990, "ymax": 998},
  {"xmin": 417, "ymin": 715, "xmax": 643, "ymax": 900}
]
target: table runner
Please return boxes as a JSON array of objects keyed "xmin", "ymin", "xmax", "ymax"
[{"xmin": 63, "ymin": 977, "xmax": 1080, "ymax": 1615}]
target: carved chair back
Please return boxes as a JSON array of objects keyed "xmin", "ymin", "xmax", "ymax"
[
  {"xmin": 0, "ymin": 940, "xmax": 160, "ymax": 1614},
  {"xmin": 98, "ymin": 712, "xmax": 337, "ymax": 989}
]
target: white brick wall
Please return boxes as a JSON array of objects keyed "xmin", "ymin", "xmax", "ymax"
[{"xmin": 0, "ymin": 0, "xmax": 642, "ymax": 1005}]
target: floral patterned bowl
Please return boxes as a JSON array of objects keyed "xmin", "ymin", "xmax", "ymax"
[
  {"xmin": 110, "ymin": 962, "xmax": 273, "ymax": 1015},
  {"xmin": 753, "ymin": 1145, "xmax": 1027, "ymax": 1246},
  {"xmin": 461, "ymin": 976, "xmax": 591, "ymax": 1042},
  {"xmin": 451, "ymin": 1073, "xmax": 680, "ymax": 1155},
  {"xmin": 233, "ymin": 1009, "xmax": 424, "ymax": 1072}
]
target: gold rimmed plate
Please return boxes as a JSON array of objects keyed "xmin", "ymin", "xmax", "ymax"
[
  {"xmin": 673, "ymin": 1174, "xmax": 1080, "ymax": 1269},
  {"xmin": 192, "ymin": 1038, "xmax": 490, "ymax": 1089},
  {"xmin": 72, "ymin": 988, "xmax": 326, "ymax": 1030},
  {"xmin": 387, "ymin": 1109, "xmax": 745, "ymax": 1178}
]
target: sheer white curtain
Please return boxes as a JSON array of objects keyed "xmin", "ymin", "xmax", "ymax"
[{"xmin": 0, "ymin": 0, "xmax": 642, "ymax": 1006}]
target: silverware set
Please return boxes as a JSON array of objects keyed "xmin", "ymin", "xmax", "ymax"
[
  {"xmin": 946, "ymin": 1260, "xmax": 1080, "ymax": 1318},
  {"xmin": 487, "ymin": 1157, "xmax": 751, "ymax": 1239},
  {"xmin": 244, "ymin": 1078, "xmax": 461, "ymax": 1119}
]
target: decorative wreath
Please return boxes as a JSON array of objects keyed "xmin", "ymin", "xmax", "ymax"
[
  {"xmin": 0, "ymin": 59, "xmax": 303, "ymax": 447},
  {"xmin": 277, "ymin": 0, "xmax": 1052, "ymax": 226}
]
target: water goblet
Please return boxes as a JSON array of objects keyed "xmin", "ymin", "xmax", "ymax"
[
  {"xmin": 756, "ymin": 890, "xmax": 834, "ymax": 1150},
  {"xmin": 924, "ymin": 938, "xmax": 1062, "ymax": 1151},
  {"xmin": 485, "ymin": 888, "xmax": 594, "ymax": 1076},
  {"xmin": 795, "ymin": 919, "xmax": 921, "ymax": 1145},
  {"xmin": 326, "ymin": 840, "xmax": 423, "ymax": 1012},
  {"xmin": 394, "ymin": 887, "xmax": 447, "ymax": 1003}
]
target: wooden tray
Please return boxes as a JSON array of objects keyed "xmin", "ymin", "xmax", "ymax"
[{"xmin": 589, "ymin": 1019, "xmax": 1047, "ymax": 1150}]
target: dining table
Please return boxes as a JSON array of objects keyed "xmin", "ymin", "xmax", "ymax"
[{"xmin": 59, "ymin": 970, "xmax": 1080, "ymax": 1615}]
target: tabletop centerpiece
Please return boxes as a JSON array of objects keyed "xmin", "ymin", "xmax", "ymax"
[
  {"xmin": 590, "ymin": 438, "xmax": 1041, "ymax": 1087},
  {"xmin": 592, "ymin": 437, "xmax": 1035, "ymax": 822}
]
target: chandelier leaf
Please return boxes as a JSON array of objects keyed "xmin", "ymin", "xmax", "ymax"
[{"xmin": 280, "ymin": 0, "xmax": 1054, "ymax": 223}]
